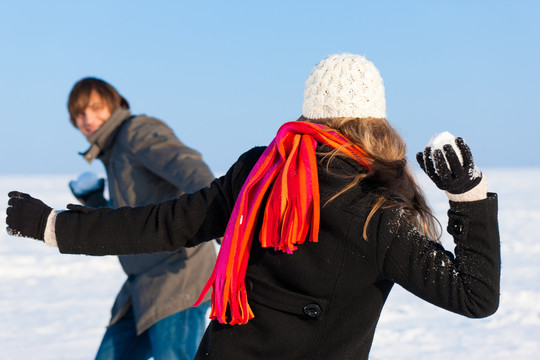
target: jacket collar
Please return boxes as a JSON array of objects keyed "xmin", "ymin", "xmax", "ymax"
[{"xmin": 79, "ymin": 108, "xmax": 132, "ymax": 164}]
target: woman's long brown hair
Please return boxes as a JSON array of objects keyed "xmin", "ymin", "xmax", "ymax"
[{"xmin": 300, "ymin": 115, "xmax": 441, "ymax": 241}]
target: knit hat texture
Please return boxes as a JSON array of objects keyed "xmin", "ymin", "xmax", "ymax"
[{"xmin": 302, "ymin": 53, "xmax": 386, "ymax": 120}]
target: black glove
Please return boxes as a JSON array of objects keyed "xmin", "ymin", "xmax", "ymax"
[
  {"xmin": 69, "ymin": 178, "xmax": 108, "ymax": 208},
  {"xmin": 416, "ymin": 137, "xmax": 482, "ymax": 194},
  {"xmin": 6, "ymin": 191, "xmax": 52, "ymax": 241}
]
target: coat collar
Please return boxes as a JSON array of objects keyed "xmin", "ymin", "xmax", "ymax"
[{"xmin": 79, "ymin": 108, "xmax": 132, "ymax": 164}]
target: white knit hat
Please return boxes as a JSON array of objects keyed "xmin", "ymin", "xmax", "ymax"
[{"xmin": 302, "ymin": 53, "xmax": 387, "ymax": 119}]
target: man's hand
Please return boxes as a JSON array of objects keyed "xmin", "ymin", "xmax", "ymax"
[{"xmin": 69, "ymin": 172, "xmax": 108, "ymax": 207}]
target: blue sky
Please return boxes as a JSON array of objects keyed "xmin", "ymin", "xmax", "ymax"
[{"xmin": 1, "ymin": 0, "xmax": 538, "ymax": 176}]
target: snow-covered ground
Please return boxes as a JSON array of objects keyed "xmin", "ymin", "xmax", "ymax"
[{"xmin": 1, "ymin": 168, "xmax": 539, "ymax": 359}]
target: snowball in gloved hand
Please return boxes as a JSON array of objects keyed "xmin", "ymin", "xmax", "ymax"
[
  {"xmin": 426, "ymin": 131, "xmax": 463, "ymax": 168},
  {"xmin": 417, "ymin": 133, "xmax": 484, "ymax": 195},
  {"xmin": 70, "ymin": 172, "xmax": 102, "ymax": 195}
]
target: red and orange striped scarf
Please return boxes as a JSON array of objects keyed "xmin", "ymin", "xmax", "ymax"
[{"xmin": 194, "ymin": 121, "xmax": 372, "ymax": 325}]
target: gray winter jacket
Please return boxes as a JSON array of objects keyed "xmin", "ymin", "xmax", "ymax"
[{"xmin": 80, "ymin": 107, "xmax": 217, "ymax": 334}]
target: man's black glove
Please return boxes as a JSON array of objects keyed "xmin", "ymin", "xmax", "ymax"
[
  {"xmin": 416, "ymin": 137, "xmax": 482, "ymax": 194},
  {"xmin": 6, "ymin": 191, "xmax": 52, "ymax": 241},
  {"xmin": 69, "ymin": 178, "xmax": 108, "ymax": 208}
]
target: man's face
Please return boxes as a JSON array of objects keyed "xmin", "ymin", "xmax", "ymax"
[{"xmin": 74, "ymin": 90, "xmax": 111, "ymax": 137}]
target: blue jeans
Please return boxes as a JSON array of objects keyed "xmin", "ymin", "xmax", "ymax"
[{"xmin": 94, "ymin": 302, "xmax": 209, "ymax": 360}]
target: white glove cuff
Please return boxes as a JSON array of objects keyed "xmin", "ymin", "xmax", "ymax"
[
  {"xmin": 446, "ymin": 175, "xmax": 489, "ymax": 202},
  {"xmin": 44, "ymin": 210, "xmax": 60, "ymax": 248}
]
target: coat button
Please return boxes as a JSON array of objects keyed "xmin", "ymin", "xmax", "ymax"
[
  {"xmin": 453, "ymin": 221, "xmax": 463, "ymax": 235},
  {"xmin": 303, "ymin": 303, "xmax": 322, "ymax": 318},
  {"xmin": 448, "ymin": 217, "xmax": 464, "ymax": 236}
]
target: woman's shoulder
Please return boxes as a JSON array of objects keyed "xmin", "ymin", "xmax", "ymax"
[
  {"xmin": 218, "ymin": 146, "xmax": 267, "ymax": 198},
  {"xmin": 240, "ymin": 146, "xmax": 266, "ymax": 160},
  {"xmin": 231, "ymin": 146, "xmax": 267, "ymax": 175}
]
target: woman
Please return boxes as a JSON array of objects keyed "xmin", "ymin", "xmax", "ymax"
[{"xmin": 6, "ymin": 53, "xmax": 500, "ymax": 360}]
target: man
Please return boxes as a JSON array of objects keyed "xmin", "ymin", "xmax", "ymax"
[{"xmin": 67, "ymin": 77, "xmax": 217, "ymax": 360}]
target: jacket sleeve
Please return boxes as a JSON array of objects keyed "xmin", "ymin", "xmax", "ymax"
[
  {"xmin": 377, "ymin": 194, "xmax": 500, "ymax": 318},
  {"xmin": 54, "ymin": 147, "xmax": 265, "ymax": 256},
  {"xmin": 126, "ymin": 116, "xmax": 215, "ymax": 193}
]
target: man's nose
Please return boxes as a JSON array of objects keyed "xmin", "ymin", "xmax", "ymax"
[{"xmin": 80, "ymin": 112, "xmax": 89, "ymax": 124}]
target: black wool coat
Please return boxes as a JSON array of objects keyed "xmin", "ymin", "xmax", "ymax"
[{"xmin": 55, "ymin": 146, "xmax": 500, "ymax": 360}]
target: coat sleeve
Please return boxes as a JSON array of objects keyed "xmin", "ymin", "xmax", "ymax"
[
  {"xmin": 377, "ymin": 194, "xmax": 500, "ymax": 318},
  {"xmin": 126, "ymin": 116, "xmax": 215, "ymax": 192},
  {"xmin": 54, "ymin": 147, "xmax": 265, "ymax": 256}
]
